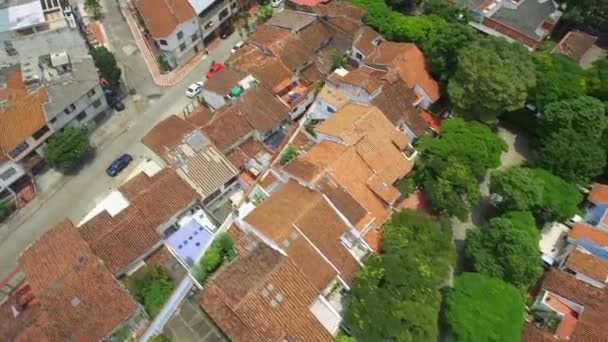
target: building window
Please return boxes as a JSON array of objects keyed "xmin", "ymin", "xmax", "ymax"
[
  {"xmin": 92, "ymin": 99, "xmax": 102, "ymax": 108},
  {"xmin": 86, "ymin": 88, "xmax": 96, "ymax": 97},
  {"xmin": 76, "ymin": 111, "xmax": 87, "ymax": 122},
  {"xmin": 50, "ymin": 117, "xmax": 57, "ymax": 124},
  {"xmin": 219, "ymin": 8, "xmax": 229, "ymax": 21},
  {"xmin": 355, "ymin": 52, "xmax": 363, "ymax": 60},
  {"xmin": 230, "ymin": 2, "xmax": 236, "ymax": 9},
  {"xmin": 179, "ymin": 42, "xmax": 187, "ymax": 51},
  {"xmin": 8, "ymin": 142, "xmax": 28, "ymax": 159},
  {"xmin": 0, "ymin": 167, "xmax": 17, "ymax": 182},
  {"xmin": 326, "ymin": 106, "xmax": 336, "ymax": 113},
  {"xmin": 191, "ymin": 33, "xmax": 198, "ymax": 42},
  {"xmin": 204, "ymin": 21, "xmax": 213, "ymax": 29},
  {"xmin": 64, "ymin": 103, "xmax": 76, "ymax": 115},
  {"xmin": 159, "ymin": 39, "xmax": 168, "ymax": 46},
  {"xmin": 32, "ymin": 125, "xmax": 50, "ymax": 140},
  {"xmin": 177, "ymin": 31, "xmax": 184, "ymax": 40}
]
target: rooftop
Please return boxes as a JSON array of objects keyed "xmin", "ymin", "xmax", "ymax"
[
  {"xmin": 135, "ymin": 0, "xmax": 195, "ymax": 39},
  {"xmin": 202, "ymin": 68, "xmax": 243, "ymax": 97},
  {"xmin": 488, "ymin": 0, "xmax": 562, "ymax": 43},
  {"xmin": 564, "ymin": 247, "xmax": 608, "ymax": 284},
  {"xmin": 0, "ymin": 86, "xmax": 48, "ymax": 156},
  {"xmin": 569, "ymin": 223, "xmax": 608, "ymax": 247},
  {"xmin": 266, "ymin": 9, "xmax": 318, "ymax": 32},
  {"xmin": 0, "ymin": 0, "xmax": 45, "ymax": 33},
  {"xmin": 353, "ymin": 27, "xmax": 382, "ymax": 56},
  {"xmin": 588, "ymin": 183, "xmax": 608, "ymax": 204},
  {"xmin": 227, "ymin": 45, "xmax": 293, "ymax": 92},
  {"xmin": 553, "ymin": 31, "xmax": 598, "ymax": 62}
]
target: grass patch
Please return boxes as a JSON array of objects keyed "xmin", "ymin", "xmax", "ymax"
[{"xmin": 124, "ymin": 266, "xmax": 175, "ymax": 318}]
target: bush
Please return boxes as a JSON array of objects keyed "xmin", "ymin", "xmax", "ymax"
[
  {"xmin": 279, "ymin": 144, "xmax": 299, "ymax": 165},
  {"xmin": 0, "ymin": 202, "xmax": 12, "ymax": 222},
  {"xmin": 149, "ymin": 335, "xmax": 171, "ymax": 342},
  {"xmin": 124, "ymin": 266, "xmax": 175, "ymax": 318},
  {"xmin": 195, "ymin": 233, "xmax": 237, "ymax": 283}
]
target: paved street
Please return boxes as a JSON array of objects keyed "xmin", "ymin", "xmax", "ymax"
[{"xmin": 0, "ymin": 3, "xmax": 242, "ymax": 279}]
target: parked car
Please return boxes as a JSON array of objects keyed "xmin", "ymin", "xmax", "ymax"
[
  {"xmin": 231, "ymin": 41, "xmax": 244, "ymax": 54},
  {"xmin": 185, "ymin": 81, "xmax": 204, "ymax": 98},
  {"xmin": 205, "ymin": 63, "xmax": 224, "ymax": 78},
  {"xmin": 219, "ymin": 25, "xmax": 234, "ymax": 39},
  {"xmin": 106, "ymin": 153, "xmax": 133, "ymax": 177},
  {"xmin": 112, "ymin": 100, "xmax": 125, "ymax": 112},
  {"xmin": 271, "ymin": 0, "xmax": 284, "ymax": 7}
]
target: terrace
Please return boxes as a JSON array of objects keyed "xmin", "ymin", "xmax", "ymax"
[{"xmin": 164, "ymin": 209, "xmax": 219, "ymax": 268}]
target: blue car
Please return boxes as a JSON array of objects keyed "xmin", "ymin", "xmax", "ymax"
[{"xmin": 106, "ymin": 153, "xmax": 133, "ymax": 177}]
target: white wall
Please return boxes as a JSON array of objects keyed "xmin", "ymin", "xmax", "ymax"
[
  {"xmin": 413, "ymin": 84, "xmax": 432, "ymax": 109},
  {"xmin": 199, "ymin": 0, "xmax": 237, "ymax": 40},
  {"xmin": 288, "ymin": 91, "xmax": 315, "ymax": 120},
  {"xmin": 49, "ymin": 84, "xmax": 109, "ymax": 131},
  {"xmin": 154, "ymin": 18, "xmax": 202, "ymax": 67}
]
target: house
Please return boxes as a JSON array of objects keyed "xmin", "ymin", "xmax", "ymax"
[
  {"xmin": 525, "ymin": 269, "xmax": 608, "ymax": 341},
  {"xmin": 582, "ymin": 183, "xmax": 608, "ymax": 228},
  {"xmin": 142, "ymin": 115, "xmax": 240, "ymax": 214},
  {"xmin": 135, "ymin": 0, "xmax": 203, "ymax": 68},
  {"xmin": 200, "ymin": 68, "xmax": 248, "ymax": 110},
  {"xmin": 78, "ymin": 168, "xmax": 199, "ymax": 275},
  {"xmin": 43, "ymin": 52, "xmax": 110, "ymax": 132},
  {"xmin": 553, "ymin": 31, "xmax": 600, "ymax": 67},
  {"xmin": 282, "ymin": 104, "xmax": 413, "ymax": 250},
  {"xmin": 560, "ymin": 247, "xmax": 608, "ymax": 288},
  {"xmin": 461, "ymin": 0, "xmax": 562, "ymax": 50},
  {"xmin": 193, "ymin": 0, "xmax": 238, "ymax": 45},
  {"xmin": 567, "ymin": 223, "xmax": 608, "ymax": 248},
  {"xmin": 6, "ymin": 220, "xmax": 141, "ymax": 341},
  {"xmin": 311, "ymin": 1, "xmax": 365, "ymax": 51}
]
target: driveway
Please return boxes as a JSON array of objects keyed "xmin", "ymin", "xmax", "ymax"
[{"xmin": 0, "ymin": 9, "xmax": 243, "ymax": 279}]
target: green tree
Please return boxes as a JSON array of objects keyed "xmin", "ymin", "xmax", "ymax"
[
  {"xmin": 195, "ymin": 233, "xmax": 236, "ymax": 283},
  {"xmin": 44, "ymin": 127, "xmax": 90, "ymax": 170},
  {"xmin": 422, "ymin": 23, "xmax": 476, "ymax": 83},
  {"xmin": 386, "ymin": 0, "xmax": 417, "ymax": 13},
  {"xmin": 561, "ymin": 0, "xmax": 608, "ymax": 34},
  {"xmin": 424, "ymin": 163, "xmax": 480, "ymax": 220},
  {"xmin": 534, "ymin": 128, "xmax": 607, "ymax": 184},
  {"xmin": 344, "ymin": 210, "xmax": 454, "ymax": 341},
  {"xmin": 417, "ymin": 118, "xmax": 507, "ymax": 180},
  {"xmin": 255, "ymin": 5, "xmax": 273, "ymax": 23},
  {"xmin": 279, "ymin": 144, "xmax": 299, "ymax": 165},
  {"xmin": 141, "ymin": 278, "xmax": 174, "ymax": 317},
  {"xmin": 490, "ymin": 167, "xmax": 582, "ymax": 222},
  {"xmin": 445, "ymin": 273, "xmax": 524, "ymax": 342},
  {"xmin": 538, "ymin": 96, "xmax": 606, "ymax": 138},
  {"xmin": 584, "ymin": 58, "xmax": 608, "ymax": 101},
  {"xmin": 84, "ymin": 0, "xmax": 102, "ymax": 19},
  {"xmin": 0, "ymin": 202, "xmax": 11, "ymax": 222},
  {"xmin": 422, "ymin": 0, "xmax": 469, "ymax": 22},
  {"xmin": 330, "ymin": 51, "xmax": 347, "ymax": 71},
  {"xmin": 90, "ymin": 46, "xmax": 122, "ymax": 88},
  {"xmin": 466, "ymin": 211, "xmax": 543, "ymax": 289},
  {"xmin": 529, "ymin": 53, "xmax": 585, "ymax": 111},
  {"xmin": 447, "ymin": 37, "xmax": 536, "ymax": 122}
]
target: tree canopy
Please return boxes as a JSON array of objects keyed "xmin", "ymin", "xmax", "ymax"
[
  {"xmin": 584, "ymin": 58, "xmax": 608, "ymax": 101},
  {"xmin": 422, "ymin": 0, "xmax": 469, "ymax": 23},
  {"xmin": 466, "ymin": 211, "xmax": 543, "ymax": 289},
  {"xmin": 422, "ymin": 23, "xmax": 476, "ymax": 84},
  {"xmin": 447, "ymin": 37, "xmax": 536, "ymax": 122},
  {"xmin": 423, "ymin": 162, "xmax": 480, "ymax": 220},
  {"xmin": 445, "ymin": 273, "xmax": 524, "ymax": 342},
  {"xmin": 43, "ymin": 127, "xmax": 90, "ymax": 170},
  {"xmin": 344, "ymin": 210, "xmax": 454, "ymax": 342},
  {"xmin": 490, "ymin": 167, "xmax": 582, "ymax": 222},
  {"xmin": 539, "ymin": 96, "xmax": 606, "ymax": 138},
  {"xmin": 529, "ymin": 53, "xmax": 585, "ymax": 112},
  {"xmin": 561, "ymin": 0, "xmax": 608, "ymax": 34},
  {"xmin": 90, "ymin": 46, "xmax": 121, "ymax": 88}
]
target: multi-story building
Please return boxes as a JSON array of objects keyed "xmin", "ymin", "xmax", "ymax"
[{"xmin": 195, "ymin": 0, "xmax": 238, "ymax": 44}]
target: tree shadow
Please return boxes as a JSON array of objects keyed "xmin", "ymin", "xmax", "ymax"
[{"xmin": 61, "ymin": 148, "xmax": 98, "ymax": 176}]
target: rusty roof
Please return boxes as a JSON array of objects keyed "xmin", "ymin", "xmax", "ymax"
[
  {"xmin": 553, "ymin": 31, "xmax": 597, "ymax": 62},
  {"xmin": 569, "ymin": 223, "xmax": 608, "ymax": 247},
  {"xmin": 203, "ymin": 68, "xmax": 243, "ymax": 96},
  {"xmin": 370, "ymin": 74, "xmax": 426, "ymax": 132},
  {"xmin": 135, "ymin": 0, "xmax": 195, "ymax": 38},
  {"xmin": 228, "ymin": 45, "xmax": 293, "ymax": 92},
  {"xmin": 201, "ymin": 105, "xmax": 254, "ymax": 152},
  {"xmin": 0, "ymin": 87, "xmax": 48, "ymax": 156},
  {"xmin": 564, "ymin": 248, "xmax": 608, "ymax": 284},
  {"xmin": 353, "ymin": 27, "xmax": 382, "ymax": 56},
  {"xmin": 186, "ymin": 105, "xmax": 216, "ymax": 128},
  {"xmin": 588, "ymin": 183, "xmax": 608, "ymax": 204},
  {"xmin": 141, "ymin": 114, "xmax": 195, "ymax": 159}
]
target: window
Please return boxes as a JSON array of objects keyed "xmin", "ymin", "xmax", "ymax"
[
  {"xmin": 9, "ymin": 142, "xmax": 29, "ymax": 159},
  {"xmin": 219, "ymin": 8, "xmax": 229, "ymax": 21},
  {"xmin": 76, "ymin": 111, "xmax": 87, "ymax": 122},
  {"xmin": 32, "ymin": 125, "xmax": 50, "ymax": 140},
  {"xmin": 191, "ymin": 33, "xmax": 198, "ymax": 42},
  {"xmin": 92, "ymin": 99, "xmax": 102, "ymax": 108},
  {"xmin": 86, "ymin": 88, "xmax": 96, "ymax": 97},
  {"xmin": 326, "ymin": 106, "xmax": 336, "ymax": 113},
  {"xmin": 50, "ymin": 117, "xmax": 57, "ymax": 124},
  {"xmin": 177, "ymin": 30, "xmax": 184, "ymax": 40},
  {"xmin": 204, "ymin": 21, "xmax": 213, "ymax": 29},
  {"xmin": 355, "ymin": 52, "xmax": 363, "ymax": 60},
  {"xmin": 159, "ymin": 39, "xmax": 168, "ymax": 46},
  {"xmin": 64, "ymin": 103, "xmax": 76, "ymax": 115},
  {"xmin": 0, "ymin": 167, "xmax": 17, "ymax": 182},
  {"xmin": 230, "ymin": 2, "xmax": 236, "ymax": 9},
  {"xmin": 179, "ymin": 42, "xmax": 187, "ymax": 51}
]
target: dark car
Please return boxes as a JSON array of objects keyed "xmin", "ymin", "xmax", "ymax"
[
  {"xmin": 106, "ymin": 153, "xmax": 133, "ymax": 177},
  {"xmin": 219, "ymin": 25, "xmax": 234, "ymax": 39}
]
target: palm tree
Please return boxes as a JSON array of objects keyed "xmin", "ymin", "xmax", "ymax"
[{"xmin": 84, "ymin": 0, "xmax": 102, "ymax": 19}]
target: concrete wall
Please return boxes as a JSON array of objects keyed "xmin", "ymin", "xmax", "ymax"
[
  {"xmin": 0, "ymin": 161, "xmax": 26, "ymax": 192},
  {"xmin": 413, "ymin": 84, "xmax": 432, "ymax": 110},
  {"xmin": 288, "ymin": 90, "xmax": 315, "ymax": 120},
  {"xmin": 155, "ymin": 18, "xmax": 203, "ymax": 67},
  {"xmin": 198, "ymin": 0, "xmax": 238, "ymax": 40},
  {"xmin": 0, "ymin": 27, "xmax": 88, "ymax": 64},
  {"xmin": 48, "ymin": 84, "xmax": 110, "ymax": 131}
]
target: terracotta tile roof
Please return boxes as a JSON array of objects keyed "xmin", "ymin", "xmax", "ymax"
[
  {"xmin": 588, "ymin": 183, "xmax": 608, "ymax": 204},
  {"xmin": 317, "ymin": 175, "xmax": 368, "ymax": 226},
  {"xmin": 228, "ymin": 45, "xmax": 293, "ymax": 92},
  {"xmin": 37, "ymin": 257, "xmax": 137, "ymax": 342},
  {"xmin": 328, "ymin": 67, "xmax": 384, "ymax": 94},
  {"xmin": 298, "ymin": 20, "xmax": 332, "ymax": 50},
  {"xmin": 186, "ymin": 105, "xmax": 216, "ymax": 128},
  {"xmin": 0, "ymin": 298, "xmax": 44, "ymax": 341},
  {"xmin": 366, "ymin": 42, "xmax": 440, "ymax": 102},
  {"xmin": 203, "ymin": 68, "xmax": 243, "ymax": 96},
  {"xmin": 353, "ymin": 27, "xmax": 382, "ymax": 56},
  {"xmin": 236, "ymin": 86, "xmax": 289, "ymax": 134},
  {"xmin": 247, "ymin": 25, "xmax": 314, "ymax": 71},
  {"xmin": 569, "ymin": 223, "xmax": 608, "ymax": 247},
  {"xmin": 227, "ymin": 148, "xmax": 249, "ymax": 169},
  {"xmin": 283, "ymin": 158, "xmax": 323, "ymax": 183},
  {"xmin": 553, "ymin": 31, "xmax": 597, "ymax": 62},
  {"xmin": 317, "ymin": 86, "xmax": 350, "ymax": 110},
  {"xmin": 0, "ymin": 87, "xmax": 48, "ymax": 156},
  {"xmin": 259, "ymin": 170, "xmax": 280, "ymax": 189},
  {"xmin": 370, "ymin": 74, "xmax": 424, "ymax": 130},
  {"xmin": 18, "ymin": 220, "xmax": 93, "ymax": 293},
  {"xmin": 420, "ymin": 111, "xmax": 443, "ymax": 132},
  {"xmin": 201, "ymin": 105, "xmax": 254, "ymax": 152},
  {"xmin": 135, "ymin": 0, "xmax": 195, "ymax": 39},
  {"xmin": 199, "ymin": 244, "xmax": 333, "ymax": 342},
  {"xmin": 302, "ymin": 63, "xmax": 326, "ymax": 83},
  {"xmin": 522, "ymin": 322, "xmax": 564, "ymax": 342},
  {"xmin": 564, "ymin": 248, "xmax": 608, "ymax": 284},
  {"xmin": 291, "ymin": 130, "xmax": 315, "ymax": 152},
  {"xmin": 539, "ymin": 269, "xmax": 608, "ymax": 341},
  {"xmin": 144, "ymin": 245, "xmax": 177, "ymax": 267},
  {"xmin": 15, "ymin": 312, "xmax": 68, "ymax": 342},
  {"xmin": 240, "ymin": 137, "xmax": 268, "ymax": 158},
  {"xmin": 312, "ymin": 0, "xmax": 365, "ymax": 22},
  {"xmin": 324, "ymin": 17, "xmax": 361, "ymax": 40},
  {"xmin": 80, "ymin": 168, "xmax": 197, "ymax": 274},
  {"xmin": 141, "ymin": 114, "xmax": 195, "ymax": 158},
  {"xmin": 0, "ymin": 69, "xmax": 28, "ymax": 107}
]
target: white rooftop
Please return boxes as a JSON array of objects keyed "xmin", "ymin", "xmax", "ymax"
[
  {"xmin": 540, "ymin": 222, "xmax": 570, "ymax": 265},
  {"xmin": 187, "ymin": 0, "xmax": 214, "ymax": 15},
  {"xmin": 0, "ymin": 0, "xmax": 45, "ymax": 33},
  {"xmin": 78, "ymin": 190, "xmax": 130, "ymax": 226}
]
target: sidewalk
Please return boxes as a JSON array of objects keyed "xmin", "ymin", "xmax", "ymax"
[{"xmin": 120, "ymin": 2, "xmax": 206, "ymax": 87}]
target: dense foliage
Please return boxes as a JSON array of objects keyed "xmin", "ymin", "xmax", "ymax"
[
  {"xmin": 422, "ymin": 0, "xmax": 469, "ymax": 23},
  {"xmin": 344, "ymin": 210, "xmax": 454, "ymax": 341},
  {"xmin": 350, "ymin": 0, "xmax": 446, "ymax": 44},
  {"xmin": 0, "ymin": 202, "xmax": 11, "ymax": 223},
  {"xmin": 279, "ymin": 144, "xmax": 300, "ymax": 165},
  {"xmin": 561, "ymin": 0, "xmax": 608, "ymax": 34},
  {"xmin": 195, "ymin": 233, "xmax": 237, "ymax": 283},
  {"xmin": 255, "ymin": 5, "xmax": 273, "ymax": 23},
  {"xmin": 584, "ymin": 59, "xmax": 608, "ymax": 101},
  {"xmin": 445, "ymin": 273, "xmax": 524, "ymax": 342},
  {"xmin": 423, "ymin": 163, "xmax": 480, "ymax": 221},
  {"xmin": 90, "ymin": 46, "xmax": 122, "ymax": 88},
  {"xmin": 529, "ymin": 53, "xmax": 585, "ymax": 111},
  {"xmin": 447, "ymin": 37, "xmax": 536, "ymax": 122},
  {"xmin": 539, "ymin": 96, "xmax": 606, "ymax": 138},
  {"xmin": 422, "ymin": 23, "xmax": 476, "ymax": 84},
  {"xmin": 124, "ymin": 266, "xmax": 175, "ymax": 317},
  {"xmin": 466, "ymin": 211, "xmax": 543, "ymax": 289},
  {"xmin": 490, "ymin": 167, "xmax": 582, "ymax": 222},
  {"xmin": 44, "ymin": 127, "xmax": 90, "ymax": 170}
]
